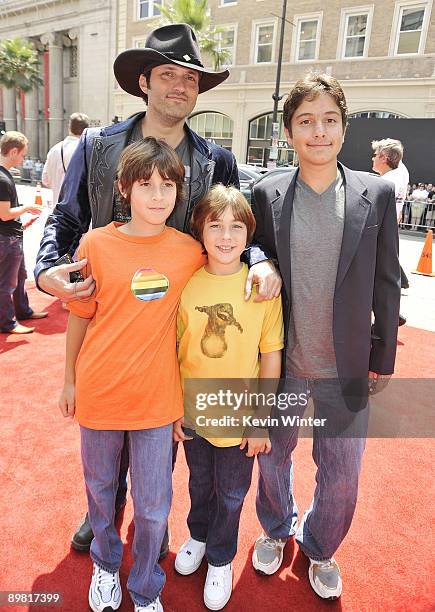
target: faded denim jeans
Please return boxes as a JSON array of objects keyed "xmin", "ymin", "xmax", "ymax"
[
  {"xmin": 257, "ymin": 376, "xmax": 368, "ymax": 561},
  {"xmin": 0, "ymin": 235, "xmax": 32, "ymax": 332},
  {"xmin": 80, "ymin": 424, "xmax": 172, "ymax": 606}
]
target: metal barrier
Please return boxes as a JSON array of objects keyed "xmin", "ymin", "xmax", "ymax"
[{"xmin": 400, "ymin": 200, "xmax": 435, "ymax": 232}]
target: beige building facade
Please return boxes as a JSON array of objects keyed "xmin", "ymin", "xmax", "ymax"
[
  {"xmin": 116, "ymin": 0, "xmax": 435, "ymax": 165},
  {"xmin": 0, "ymin": 0, "xmax": 116, "ymax": 158}
]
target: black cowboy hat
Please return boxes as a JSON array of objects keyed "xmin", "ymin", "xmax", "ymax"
[{"xmin": 113, "ymin": 23, "xmax": 229, "ymax": 96}]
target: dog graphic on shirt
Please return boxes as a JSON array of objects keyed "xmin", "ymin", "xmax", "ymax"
[{"xmin": 195, "ymin": 303, "xmax": 243, "ymax": 358}]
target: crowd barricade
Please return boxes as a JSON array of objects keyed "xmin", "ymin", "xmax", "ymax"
[{"xmin": 400, "ymin": 200, "xmax": 435, "ymax": 232}]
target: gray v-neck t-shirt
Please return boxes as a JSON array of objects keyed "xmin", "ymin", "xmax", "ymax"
[{"xmin": 286, "ymin": 172, "xmax": 345, "ymax": 378}]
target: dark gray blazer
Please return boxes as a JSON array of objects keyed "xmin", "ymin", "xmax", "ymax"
[{"xmin": 248, "ymin": 163, "xmax": 401, "ymax": 383}]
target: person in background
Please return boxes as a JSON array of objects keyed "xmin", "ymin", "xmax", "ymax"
[
  {"xmin": 371, "ymin": 139, "xmax": 409, "ymax": 222},
  {"xmin": 42, "ymin": 113, "xmax": 90, "ymax": 207},
  {"xmin": 371, "ymin": 138, "xmax": 409, "ymax": 325},
  {"xmin": 0, "ymin": 131, "xmax": 47, "ymax": 334},
  {"xmin": 410, "ymin": 183, "xmax": 429, "ymax": 201}
]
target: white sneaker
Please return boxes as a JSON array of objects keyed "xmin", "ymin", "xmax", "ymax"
[
  {"xmin": 134, "ymin": 596, "xmax": 163, "ymax": 611},
  {"xmin": 308, "ymin": 557, "xmax": 343, "ymax": 599},
  {"xmin": 88, "ymin": 563, "xmax": 122, "ymax": 612},
  {"xmin": 252, "ymin": 533, "xmax": 287, "ymax": 575},
  {"xmin": 175, "ymin": 537, "xmax": 206, "ymax": 575},
  {"xmin": 203, "ymin": 563, "xmax": 232, "ymax": 610}
]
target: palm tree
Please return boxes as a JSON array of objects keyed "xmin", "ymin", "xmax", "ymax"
[
  {"xmin": 0, "ymin": 38, "xmax": 42, "ymax": 129},
  {"xmin": 159, "ymin": 0, "xmax": 231, "ymax": 70}
]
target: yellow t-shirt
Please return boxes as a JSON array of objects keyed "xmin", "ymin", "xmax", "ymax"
[{"xmin": 177, "ymin": 263, "xmax": 283, "ymax": 446}]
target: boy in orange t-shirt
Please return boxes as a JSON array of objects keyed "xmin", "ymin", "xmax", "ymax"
[{"xmin": 59, "ymin": 139, "xmax": 203, "ymax": 612}]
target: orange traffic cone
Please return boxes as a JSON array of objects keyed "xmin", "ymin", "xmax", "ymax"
[
  {"xmin": 412, "ymin": 230, "xmax": 435, "ymax": 277},
  {"xmin": 34, "ymin": 181, "xmax": 43, "ymax": 206}
]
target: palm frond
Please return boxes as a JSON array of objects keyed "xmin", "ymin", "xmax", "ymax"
[{"xmin": 158, "ymin": 0, "xmax": 231, "ymax": 70}]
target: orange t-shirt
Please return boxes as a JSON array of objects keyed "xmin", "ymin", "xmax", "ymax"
[{"xmin": 68, "ymin": 222, "xmax": 204, "ymax": 430}]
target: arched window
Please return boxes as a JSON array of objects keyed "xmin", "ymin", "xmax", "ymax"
[
  {"xmin": 349, "ymin": 111, "xmax": 407, "ymax": 119},
  {"xmin": 188, "ymin": 112, "xmax": 233, "ymax": 150},
  {"xmin": 247, "ymin": 111, "xmax": 297, "ymax": 167}
]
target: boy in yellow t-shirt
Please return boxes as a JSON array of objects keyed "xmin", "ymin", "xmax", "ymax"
[{"xmin": 174, "ymin": 185, "xmax": 283, "ymax": 610}]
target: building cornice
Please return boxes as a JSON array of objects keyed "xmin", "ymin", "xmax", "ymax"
[
  {"xmin": 0, "ymin": 0, "xmax": 64, "ymax": 16},
  {"xmin": 227, "ymin": 53, "xmax": 435, "ymax": 70}
]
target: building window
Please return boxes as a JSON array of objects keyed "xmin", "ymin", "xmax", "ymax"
[
  {"xmin": 344, "ymin": 15, "xmax": 367, "ymax": 57},
  {"xmin": 217, "ymin": 26, "xmax": 236, "ymax": 67},
  {"xmin": 137, "ymin": 0, "xmax": 162, "ymax": 20},
  {"xmin": 188, "ymin": 112, "xmax": 233, "ymax": 149},
  {"xmin": 247, "ymin": 112, "xmax": 296, "ymax": 167},
  {"xmin": 253, "ymin": 22, "xmax": 275, "ymax": 63},
  {"xmin": 394, "ymin": 4, "xmax": 426, "ymax": 55},
  {"xmin": 220, "ymin": 0, "xmax": 237, "ymax": 5},
  {"xmin": 349, "ymin": 111, "xmax": 407, "ymax": 118},
  {"xmin": 134, "ymin": 39, "xmax": 147, "ymax": 48},
  {"xmin": 294, "ymin": 15, "xmax": 321, "ymax": 62}
]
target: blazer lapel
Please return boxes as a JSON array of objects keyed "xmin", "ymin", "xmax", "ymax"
[
  {"xmin": 274, "ymin": 171, "xmax": 298, "ymax": 297},
  {"xmin": 336, "ymin": 165, "xmax": 371, "ymax": 289}
]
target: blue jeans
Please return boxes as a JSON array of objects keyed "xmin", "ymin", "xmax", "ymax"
[
  {"xmin": 0, "ymin": 235, "xmax": 32, "ymax": 331},
  {"xmin": 80, "ymin": 425, "xmax": 173, "ymax": 606},
  {"xmin": 257, "ymin": 376, "xmax": 368, "ymax": 561},
  {"xmin": 115, "ymin": 440, "xmax": 178, "ymax": 511},
  {"xmin": 184, "ymin": 435, "xmax": 254, "ymax": 566}
]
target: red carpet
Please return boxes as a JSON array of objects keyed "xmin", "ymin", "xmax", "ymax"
[{"xmin": 0, "ymin": 283, "xmax": 434, "ymax": 611}]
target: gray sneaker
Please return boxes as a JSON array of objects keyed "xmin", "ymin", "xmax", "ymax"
[
  {"xmin": 252, "ymin": 534, "xmax": 287, "ymax": 575},
  {"xmin": 308, "ymin": 557, "xmax": 342, "ymax": 599}
]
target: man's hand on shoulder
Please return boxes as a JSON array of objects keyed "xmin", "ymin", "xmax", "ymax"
[
  {"xmin": 38, "ymin": 259, "xmax": 95, "ymax": 302},
  {"xmin": 245, "ymin": 260, "xmax": 282, "ymax": 302}
]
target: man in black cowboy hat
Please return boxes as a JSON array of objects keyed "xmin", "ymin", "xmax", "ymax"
[{"xmin": 35, "ymin": 19, "xmax": 280, "ymax": 576}]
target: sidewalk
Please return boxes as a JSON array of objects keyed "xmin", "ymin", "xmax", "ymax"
[{"xmin": 399, "ymin": 233, "xmax": 435, "ymax": 332}]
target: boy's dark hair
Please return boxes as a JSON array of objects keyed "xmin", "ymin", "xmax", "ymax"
[
  {"xmin": 190, "ymin": 184, "xmax": 256, "ymax": 249},
  {"xmin": 283, "ymin": 73, "xmax": 348, "ymax": 135},
  {"xmin": 69, "ymin": 113, "xmax": 90, "ymax": 136},
  {"xmin": 115, "ymin": 137, "xmax": 185, "ymax": 214}
]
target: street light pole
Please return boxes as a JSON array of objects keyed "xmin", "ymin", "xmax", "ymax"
[
  {"xmin": 268, "ymin": 0, "xmax": 288, "ymax": 167},
  {"xmin": 272, "ymin": 0, "xmax": 288, "ymax": 125}
]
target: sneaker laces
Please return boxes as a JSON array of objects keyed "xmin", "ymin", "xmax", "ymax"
[
  {"xmin": 260, "ymin": 536, "xmax": 282, "ymax": 550},
  {"xmin": 96, "ymin": 567, "xmax": 117, "ymax": 590},
  {"xmin": 314, "ymin": 559, "xmax": 336, "ymax": 571},
  {"xmin": 315, "ymin": 559, "xmax": 338, "ymax": 572}
]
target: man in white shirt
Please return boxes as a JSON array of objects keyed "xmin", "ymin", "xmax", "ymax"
[
  {"xmin": 372, "ymin": 138, "xmax": 409, "ymax": 324},
  {"xmin": 371, "ymin": 138, "xmax": 409, "ymax": 222},
  {"xmin": 410, "ymin": 183, "xmax": 429, "ymax": 201},
  {"xmin": 42, "ymin": 113, "xmax": 90, "ymax": 206}
]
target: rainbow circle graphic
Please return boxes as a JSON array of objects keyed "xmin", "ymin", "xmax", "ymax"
[{"xmin": 131, "ymin": 268, "xmax": 169, "ymax": 302}]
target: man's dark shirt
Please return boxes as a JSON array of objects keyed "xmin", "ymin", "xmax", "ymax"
[{"xmin": 0, "ymin": 166, "xmax": 21, "ymax": 237}]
